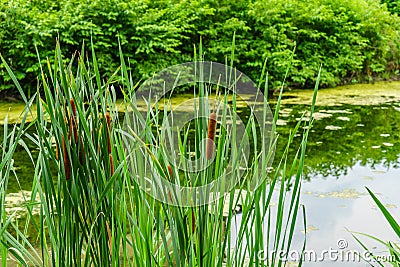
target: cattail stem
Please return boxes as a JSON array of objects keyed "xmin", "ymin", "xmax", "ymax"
[
  {"xmin": 106, "ymin": 113, "xmax": 112, "ymax": 154},
  {"xmin": 109, "ymin": 154, "xmax": 114, "ymax": 176},
  {"xmin": 79, "ymin": 136, "xmax": 85, "ymax": 164},
  {"xmin": 69, "ymin": 99, "xmax": 78, "ymax": 141},
  {"xmin": 62, "ymin": 135, "xmax": 71, "ymax": 180},
  {"xmin": 206, "ymin": 112, "xmax": 217, "ymax": 160}
]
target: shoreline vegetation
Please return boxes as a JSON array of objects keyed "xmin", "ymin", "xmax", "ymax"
[
  {"xmin": 0, "ymin": 40, "xmax": 319, "ymax": 266},
  {"xmin": 1, "ymin": 0, "xmax": 400, "ymax": 96}
]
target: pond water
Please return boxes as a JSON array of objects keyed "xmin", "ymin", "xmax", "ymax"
[
  {"xmin": 1, "ymin": 81, "xmax": 400, "ymax": 266},
  {"xmin": 232, "ymin": 82, "xmax": 400, "ymax": 267}
]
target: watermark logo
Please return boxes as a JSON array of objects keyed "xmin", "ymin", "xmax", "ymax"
[
  {"xmin": 123, "ymin": 61, "xmax": 275, "ymax": 207},
  {"xmin": 257, "ymin": 239, "xmax": 397, "ymax": 263},
  {"xmin": 336, "ymin": 238, "xmax": 348, "ymax": 250}
]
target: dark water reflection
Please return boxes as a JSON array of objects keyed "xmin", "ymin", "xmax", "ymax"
[{"xmin": 278, "ymin": 103, "xmax": 400, "ymax": 179}]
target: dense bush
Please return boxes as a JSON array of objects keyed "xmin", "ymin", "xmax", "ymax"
[
  {"xmin": 0, "ymin": 0, "xmax": 197, "ymax": 92},
  {"xmin": 247, "ymin": 0, "xmax": 400, "ymax": 87},
  {"xmin": 381, "ymin": 0, "xmax": 400, "ymax": 14},
  {"xmin": 0, "ymin": 0, "xmax": 399, "ymax": 93}
]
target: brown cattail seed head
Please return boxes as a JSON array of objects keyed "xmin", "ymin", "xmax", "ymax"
[
  {"xmin": 69, "ymin": 115, "xmax": 78, "ymax": 141},
  {"xmin": 106, "ymin": 113, "xmax": 111, "ymax": 130},
  {"xmin": 167, "ymin": 165, "xmax": 175, "ymax": 202},
  {"xmin": 70, "ymin": 98, "xmax": 77, "ymax": 118},
  {"xmin": 55, "ymin": 144, "xmax": 59, "ymax": 160},
  {"xmin": 167, "ymin": 164, "xmax": 174, "ymax": 181},
  {"xmin": 206, "ymin": 112, "xmax": 217, "ymax": 160},
  {"xmin": 191, "ymin": 209, "xmax": 196, "ymax": 233}
]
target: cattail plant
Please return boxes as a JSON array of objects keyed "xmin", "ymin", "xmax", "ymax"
[
  {"xmin": 0, "ymin": 41, "xmax": 320, "ymax": 267},
  {"xmin": 105, "ymin": 112, "xmax": 114, "ymax": 176},
  {"xmin": 109, "ymin": 154, "xmax": 114, "ymax": 176},
  {"xmin": 61, "ymin": 135, "xmax": 71, "ymax": 180},
  {"xmin": 55, "ymin": 142, "xmax": 59, "ymax": 160},
  {"xmin": 59, "ymin": 98, "xmax": 83, "ymax": 180},
  {"xmin": 166, "ymin": 164, "xmax": 174, "ymax": 203},
  {"xmin": 69, "ymin": 98, "xmax": 78, "ymax": 141},
  {"xmin": 105, "ymin": 112, "xmax": 112, "ymax": 154},
  {"xmin": 167, "ymin": 164, "xmax": 174, "ymax": 181},
  {"xmin": 206, "ymin": 112, "xmax": 217, "ymax": 160}
]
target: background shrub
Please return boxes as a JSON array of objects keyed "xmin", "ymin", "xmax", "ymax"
[
  {"xmin": 381, "ymin": 0, "xmax": 400, "ymax": 14},
  {"xmin": 0, "ymin": 0, "xmax": 399, "ymax": 93}
]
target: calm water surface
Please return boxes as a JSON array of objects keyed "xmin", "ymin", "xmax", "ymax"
[{"xmin": 233, "ymin": 83, "xmax": 400, "ymax": 267}]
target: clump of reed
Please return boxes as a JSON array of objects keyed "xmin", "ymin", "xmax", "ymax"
[
  {"xmin": 1, "ymin": 43, "xmax": 121, "ymax": 266},
  {"xmin": 0, "ymin": 98, "xmax": 34, "ymax": 266},
  {"xmin": 0, "ymin": 40, "xmax": 320, "ymax": 267}
]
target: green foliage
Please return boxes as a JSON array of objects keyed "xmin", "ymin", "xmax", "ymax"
[
  {"xmin": 0, "ymin": 0, "xmax": 198, "ymax": 92},
  {"xmin": 248, "ymin": 0, "xmax": 400, "ymax": 87},
  {"xmin": 381, "ymin": 0, "xmax": 400, "ymax": 14},
  {"xmin": 0, "ymin": 0, "xmax": 399, "ymax": 93}
]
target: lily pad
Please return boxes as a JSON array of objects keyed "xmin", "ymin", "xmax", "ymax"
[
  {"xmin": 337, "ymin": 116, "xmax": 350, "ymax": 121},
  {"xmin": 325, "ymin": 125, "xmax": 342, "ymax": 130},
  {"xmin": 382, "ymin": 142, "xmax": 394, "ymax": 147}
]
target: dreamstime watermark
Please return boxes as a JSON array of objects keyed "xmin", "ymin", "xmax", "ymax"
[
  {"xmin": 257, "ymin": 239, "xmax": 397, "ymax": 263},
  {"xmin": 122, "ymin": 61, "xmax": 276, "ymax": 207}
]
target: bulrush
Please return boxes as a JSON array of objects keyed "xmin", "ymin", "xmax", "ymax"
[
  {"xmin": 106, "ymin": 113, "xmax": 112, "ymax": 154},
  {"xmin": 105, "ymin": 112, "xmax": 111, "ymax": 129},
  {"xmin": 206, "ymin": 112, "xmax": 217, "ymax": 160},
  {"xmin": 58, "ymin": 99, "xmax": 84, "ymax": 180},
  {"xmin": 167, "ymin": 164, "xmax": 174, "ymax": 181},
  {"xmin": 191, "ymin": 210, "xmax": 196, "ymax": 233},
  {"xmin": 62, "ymin": 135, "xmax": 71, "ymax": 180},
  {"xmin": 70, "ymin": 98, "xmax": 77, "ymax": 118},
  {"xmin": 55, "ymin": 143, "xmax": 59, "ymax": 160}
]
